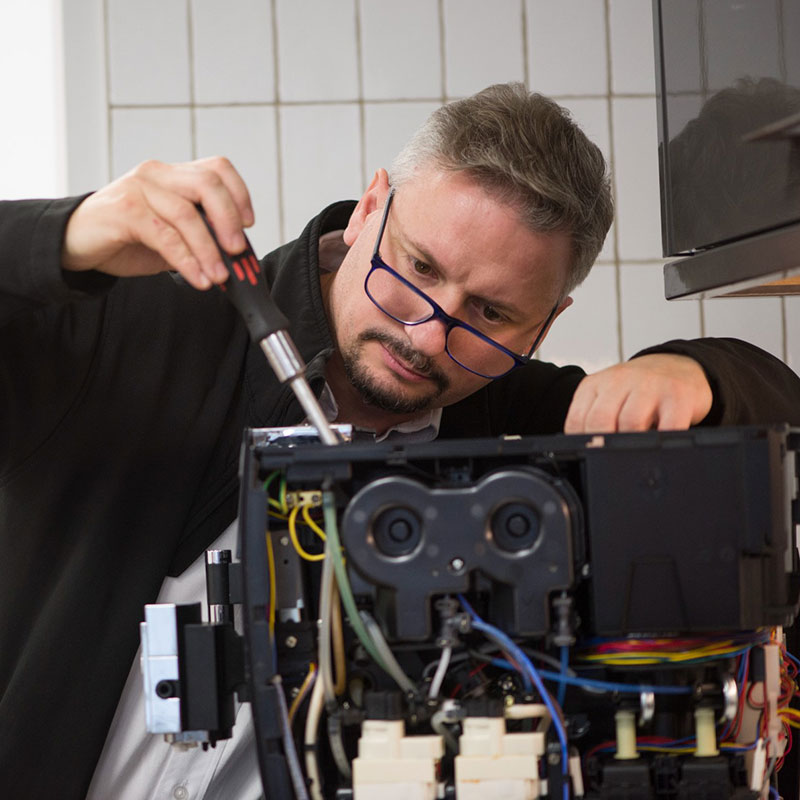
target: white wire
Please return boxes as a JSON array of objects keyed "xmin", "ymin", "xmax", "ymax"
[
  {"xmin": 304, "ymin": 675, "xmax": 326, "ymax": 800},
  {"xmin": 428, "ymin": 644, "xmax": 452, "ymax": 699},
  {"xmin": 317, "ymin": 548, "xmax": 336, "ymax": 705}
]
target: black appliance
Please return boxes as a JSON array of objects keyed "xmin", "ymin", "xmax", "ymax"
[{"xmin": 653, "ymin": 0, "xmax": 800, "ymax": 299}]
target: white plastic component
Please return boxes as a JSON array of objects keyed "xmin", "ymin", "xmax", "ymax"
[
  {"xmin": 455, "ymin": 717, "xmax": 545, "ymax": 800},
  {"xmin": 749, "ymin": 738, "xmax": 767, "ymax": 792},
  {"xmin": 764, "ymin": 643, "xmax": 782, "ymax": 753},
  {"xmin": 352, "ymin": 719, "xmax": 444, "ymax": 800},
  {"xmin": 694, "ymin": 707, "xmax": 719, "ymax": 757},
  {"xmin": 569, "ymin": 752, "xmax": 585, "ymax": 797},
  {"xmin": 614, "ymin": 710, "xmax": 638, "ymax": 760}
]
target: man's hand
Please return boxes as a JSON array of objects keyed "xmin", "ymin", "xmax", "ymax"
[
  {"xmin": 564, "ymin": 353, "xmax": 714, "ymax": 433},
  {"xmin": 61, "ymin": 157, "xmax": 254, "ymax": 290}
]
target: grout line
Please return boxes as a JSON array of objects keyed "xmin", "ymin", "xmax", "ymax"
[
  {"xmin": 603, "ymin": 0, "xmax": 624, "ymax": 363},
  {"xmin": 781, "ymin": 296, "xmax": 788, "ymax": 363},
  {"xmin": 186, "ymin": 0, "xmax": 197, "ymax": 159},
  {"xmin": 106, "ymin": 92, "xmax": 659, "ymax": 113},
  {"xmin": 438, "ymin": 0, "xmax": 447, "ymax": 101},
  {"xmin": 102, "ymin": 0, "xmax": 114, "ymax": 180},
  {"xmin": 354, "ymin": 0, "xmax": 367, "ymax": 190},
  {"xmin": 271, "ymin": 0, "xmax": 286, "ymax": 243},
  {"xmin": 521, "ymin": 0, "xmax": 530, "ymax": 88}
]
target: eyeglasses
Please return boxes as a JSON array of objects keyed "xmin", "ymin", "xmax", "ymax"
[{"xmin": 365, "ymin": 188, "xmax": 559, "ymax": 379}]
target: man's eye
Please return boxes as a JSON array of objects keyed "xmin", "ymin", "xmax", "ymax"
[
  {"xmin": 481, "ymin": 304, "xmax": 503, "ymax": 323},
  {"xmin": 412, "ymin": 259, "xmax": 432, "ymax": 276}
]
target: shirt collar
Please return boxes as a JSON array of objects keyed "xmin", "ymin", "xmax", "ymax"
[{"xmin": 317, "ymin": 383, "xmax": 442, "ymax": 443}]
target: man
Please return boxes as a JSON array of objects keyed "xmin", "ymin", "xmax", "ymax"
[{"xmin": 2, "ymin": 83, "xmax": 798, "ymax": 799}]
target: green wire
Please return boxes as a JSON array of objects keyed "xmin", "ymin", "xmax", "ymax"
[{"xmin": 322, "ymin": 490, "xmax": 391, "ymax": 674}]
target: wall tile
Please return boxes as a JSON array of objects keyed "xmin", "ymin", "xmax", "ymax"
[
  {"xmin": 364, "ymin": 101, "xmax": 440, "ymax": 181},
  {"xmin": 702, "ymin": 297, "xmax": 784, "ymax": 362},
  {"xmin": 279, "ymin": 104, "xmax": 363, "ymax": 240},
  {"xmin": 538, "ymin": 263, "xmax": 619, "ymax": 373},
  {"xmin": 785, "ymin": 297, "xmax": 800, "ymax": 375},
  {"xmin": 194, "ymin": 106, "xmax": 281, "ymax": 257},
  {"xmin": 107, "ymin": 0, "xmax": 190, "ymax": 105},
  {"xmin": 609, "ymin": 0, "xmax": 656, "ymax": 95},
  {"xmin": 620, "ymin": 263, "xmax": 700, "ymax": 360},
  {"xmin": 359, "ymin": 0, "xmax": 441, "ymax": 99},
  {"xmin": 191, "ymin": 0, "xmax": 274, "ymax": 104},
  {"xmin": 110, "ymin": 108, "xmax": 193, "ymax": 179},
  {"xmin": 443, "ymin": 0, "xmax": 525, "ymax": 98},
  {"xmin": 276, "ymin": 0, "xmax": 359, "ymax": 101},
  {"xmin": 526, "ymin": 0, "xmax": 607, "ymax": 96},
  {"xmin": 63, "ymin": 0, "xmax": 109, "ymax": 193},
  {"xmin": 557, "ymin": 97, "xmax": 615, "ymax": 263},
  {"xmin": 612, "ymin": 97, "xmax": 663, "ymax": 261}
]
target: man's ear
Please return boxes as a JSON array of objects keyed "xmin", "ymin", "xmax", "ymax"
[{"xmin": 343, "ymin": 169, "xmax": 391, "ymax": 246}]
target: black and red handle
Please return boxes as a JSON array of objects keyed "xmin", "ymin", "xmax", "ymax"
[{"xmin": 196, "ymin": 205, "xmax": 289, "ymax": 343}]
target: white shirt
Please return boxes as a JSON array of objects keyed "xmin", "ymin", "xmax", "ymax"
[{"xmin": 87, "ymin": 522, "xmax": 262, "ymax": 800}]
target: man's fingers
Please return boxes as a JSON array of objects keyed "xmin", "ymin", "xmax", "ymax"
[
  {"xmin": 654, "ymin": 395, "xmax": 695, "ymax": 431},
  {"xmin": 565, "ymin": 377, "xmax": 632, "ymax": 434},
  {"xmin": 133, "ymin": 158, "xmax": 253, "ymax": 255},
  {"xmin": 139, "ymin": 182, "xmax": 228, "ymax": 285},
  {"xmin": 564, "ymin": 355, "xmax": 713, "ymax": 435}
]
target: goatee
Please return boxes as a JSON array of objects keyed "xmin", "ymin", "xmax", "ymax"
[{"xmin": 341, "ymin": 329, "xmax": 450, "ymax": 414}]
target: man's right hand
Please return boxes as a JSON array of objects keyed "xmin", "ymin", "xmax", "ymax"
[{"xmin": 61, "ymin": 157, "xmax": 255, "ymax": 290}]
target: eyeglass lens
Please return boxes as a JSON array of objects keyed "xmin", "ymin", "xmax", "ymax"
[{"xmin": 366, "ymin": 265, "xmax": 518, "ymax": 378}]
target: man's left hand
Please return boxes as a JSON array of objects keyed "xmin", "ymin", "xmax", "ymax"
[{"xmin": 564, "ymin": 353, "xmax": 713, "ymax": 433}]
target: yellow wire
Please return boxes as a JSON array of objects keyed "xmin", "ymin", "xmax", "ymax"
[
  {"xmin": 288, "ymin": 663, "xmax": 317, "ymax": 724},
  {"xmin": 266, "ymin": 532, "xmax": 276, "ymax": 638},
  {"xmin": 301, "ymin": 504, "xmax": 327, "ymax": 541},
  {"xmin": 288, "ymin": 504, "xmax": 325, "ymax": 562}
]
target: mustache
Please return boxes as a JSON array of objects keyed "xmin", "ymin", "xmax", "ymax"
[{"xmin": 359, "ymin": 328, "xmax": 448, "ymax": 384}]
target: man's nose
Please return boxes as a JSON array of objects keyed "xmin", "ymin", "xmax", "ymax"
[{"xmin": 404, "ymin": 317, "xmax": 447, "ymax": 357}]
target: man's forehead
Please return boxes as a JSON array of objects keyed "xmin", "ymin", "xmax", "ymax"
[{"xmin": 389, "ymin": 175, "xmax": 570, "ymax": 310}]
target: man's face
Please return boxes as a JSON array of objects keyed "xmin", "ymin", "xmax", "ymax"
[{"xmin": 323, "ymin": 168, "xmax": 573, "ymax": 419}]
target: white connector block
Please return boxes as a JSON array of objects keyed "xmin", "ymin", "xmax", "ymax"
[
  {"xmin": 353, "ymin": 719, "xmax": 444, "ymax": 800},
  {"xmin": 455, "ymin": 717, "xmax": 545, "ymax": 800}
]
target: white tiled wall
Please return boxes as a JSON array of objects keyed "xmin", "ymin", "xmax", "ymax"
[{"xmin": 61, "ymin": 0, "xmax": 798, "ymax": 373}]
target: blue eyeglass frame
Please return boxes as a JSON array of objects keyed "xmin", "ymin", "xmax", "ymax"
[{"xmin": 366, "ymin": 187, "xmax": 559, "ymax": 379}]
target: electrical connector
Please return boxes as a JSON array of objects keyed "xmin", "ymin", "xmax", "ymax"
[
  {"xmin": 454, "ymin": 716, "xmax": 545, "ymax": 800},
  {"xmin": 352, "ymin": 719, "xmax": 444, "ymax": 800}
]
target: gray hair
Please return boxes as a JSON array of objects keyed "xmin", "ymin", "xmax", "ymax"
[{"xmin": 389, "ymin": 83, "xmax": 613, "ymax": 297}]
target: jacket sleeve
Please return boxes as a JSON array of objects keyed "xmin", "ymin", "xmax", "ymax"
[
  {"xmin": 0, "ymin": 195, "xmax": 114, "ymax": 327},
  {"xmin": 634, "ymin": 337, "xmax": 800, "ymax": 426},
  {"xmin": 0, "ymin": 196, "xmax": 116, "ymax": 475}
]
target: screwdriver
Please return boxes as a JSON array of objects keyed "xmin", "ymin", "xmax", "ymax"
[{"xmin": 197, "ymin": 207, "xmax": 340, "ymax": 446}]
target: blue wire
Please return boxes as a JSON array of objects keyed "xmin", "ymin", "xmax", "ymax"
[
  {"xmin": 769, "ymin": 785, "xmax": 779, "ymax": 800},
  {"xmin": 557, "ymin": 645, "xmax": 569, "ymax": 707},
  {"xmin": 458, "ymin": 595, "xmax": 570, "ymax": 800},
  {"xmin": 538, "ymin": 669, "xmax": 692, "ymax": 695},
  {"xmin": 491, "ymin": 658, "xmax": 692, "ymax": 695}
]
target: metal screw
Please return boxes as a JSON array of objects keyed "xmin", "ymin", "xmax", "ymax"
[
  {"xmin": 448, "ymin": 557, "xmax": 465, "ymax": 573},
  {"xmin": 285, "ymin": 635, "xmax": 298, "ymax": 648}
]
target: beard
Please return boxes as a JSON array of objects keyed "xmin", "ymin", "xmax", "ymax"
[{"xmin": 341, "ymin": 328, "xmax": 451, "ymax": 414}]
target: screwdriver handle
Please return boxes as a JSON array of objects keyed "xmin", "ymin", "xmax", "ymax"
[{"xmin": 196, "ymin": 206, "xmax": 289, "ymax": 342}]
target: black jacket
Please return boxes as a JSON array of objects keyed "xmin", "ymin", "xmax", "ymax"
[{"xmin": 2, "ymin": 197, "xmax": 799, "ymax": 799}]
